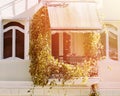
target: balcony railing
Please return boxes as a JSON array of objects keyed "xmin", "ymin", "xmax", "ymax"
[
  {"xmin": 1, "ymin": 81, "xmax": 120, "ymax": 96},
  {"xmin": 0, "ymin": 0, "xmax": 40, "ymax": 18}
]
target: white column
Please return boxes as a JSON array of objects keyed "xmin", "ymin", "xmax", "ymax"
[
  {"xmin": 118, "ymin": 28, "xmax": 120, "ymax": 61},
  {"xmin": 25, "ymin": 18, "xmax": 30, "ymax": 60},
  {"xmin": 106, "ymin": 29, "xmax": 109, "ymax": 59},
  {"xmin": 0, "ymin": 16, "xmax": 2, "ymax": 59}
]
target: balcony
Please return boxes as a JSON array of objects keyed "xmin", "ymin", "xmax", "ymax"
[
  {"xmin": 1, "ymin": 81, "xmax": 120, "ymax": 96},
  {"xmin": 0, "ymin": 0, "xmax": 40, "ymax": 19}
]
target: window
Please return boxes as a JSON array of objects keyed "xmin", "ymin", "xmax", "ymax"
[
  {"xmin": 3, "ymin": 21, "xmax": 25, "ymax": 59},
  {"xmin": 52, "ymin": 32, "xmax": 85, "ymax": 64},
  {"xmin": 101, "ymin": 23, "xmax": 118, "ymax": 60}
]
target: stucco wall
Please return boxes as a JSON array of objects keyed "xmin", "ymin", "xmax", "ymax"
[
  {"xmin": 98, "ymin": 59, "xmax": 120, "ymax": 82},
  {"xmin": 0, "ymin": 60, "xmax": 31, "ymax": 81}
]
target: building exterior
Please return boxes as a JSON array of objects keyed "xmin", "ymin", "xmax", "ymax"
[{"xmin": 0, "ymin": 0, "xmax": 120, "ymax": 95}]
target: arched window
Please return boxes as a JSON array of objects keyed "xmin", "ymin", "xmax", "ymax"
[
  {"xmin": 3, "ymin": 21, "xmax": 25, "ymax": 59},
  {"xmin": 101, "ymin": 23, "xmax": 118, "ymax": 60}
]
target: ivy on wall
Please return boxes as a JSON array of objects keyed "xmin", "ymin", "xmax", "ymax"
[
  {"xmin": 29, "ymin": 6, "xmax": 51, "ymax": 86},
  {"xmin": 84, "ymin": 32, "xmax": 103, "ymax": 58},
  {"xmin": 84, "ymin": 33, "xmax": 103, "ymax": 59},
  {"xmin": 29, "ymin": 6, "xmax": 103, "ymax": 86},
  {"xmin": 84, "ymin": 33, "xmax": 104, "ymax": 76},
  {"xmin": 29, "ymin": 6, "xmax": 81, "ymax": 86}
]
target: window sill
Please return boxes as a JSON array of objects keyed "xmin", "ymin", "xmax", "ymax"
[
  {"xmin": 0, "ymin": 59, "xmax": 30, "ymax": 64},
  {"xmin": 0, "ymin": 77, "xmax": 100, "ymax": 89},
  {"xmin": 49, "ymin": 77, "xmax": 100, "ymax": 86}
]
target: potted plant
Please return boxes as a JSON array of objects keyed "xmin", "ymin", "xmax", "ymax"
[{"xmin": 89, "ymin": 83, "xmax": 100, "ymax": 96}]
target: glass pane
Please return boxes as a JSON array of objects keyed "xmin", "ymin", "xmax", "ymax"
[{"xmin": 27, "ymin": 0, "xmax": 38, "ymax": 9}]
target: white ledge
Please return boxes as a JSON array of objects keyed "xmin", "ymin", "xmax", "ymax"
[
  {"xmin": 0, "ymin": 81, "xmax": 33, "ymax": 89},
  {"xmin": 0, "ymin": 77, "xmax": 100, "ymax": 89}
]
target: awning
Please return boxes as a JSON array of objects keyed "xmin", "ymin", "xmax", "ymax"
[{"xmin": 47, "ymin": 1, "xmax": 102, "ymax": 30}]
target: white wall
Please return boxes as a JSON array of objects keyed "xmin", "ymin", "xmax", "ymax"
[
  {"xmin": 98, "ymin": 59, "xmax": 120, "ymax": 82},
  {"xmin": 102, "ymin": 0, "xmax": 120, "ymax": 20},
  {"xmin": 0, "ymin": 60, "xmax": 31, "ymax": 81}
]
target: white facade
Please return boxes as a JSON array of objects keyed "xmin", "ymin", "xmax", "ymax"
[{"xmin": 0, "ymin": 0, "xmax": 120, "ymax": 95}]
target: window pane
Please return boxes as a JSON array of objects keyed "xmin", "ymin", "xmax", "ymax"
[
  {"xmin": 100, "ymin": 31, "xmax": 118, "ymax": 60},
  {"xmin": 16, "ymin": 30, "xmax": 24, "ymax": 59},
  {"xmin": 4, "ymin": 30, "xmax": 12, "ymax": 58}
]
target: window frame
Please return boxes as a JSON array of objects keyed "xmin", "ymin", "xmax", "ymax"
[
  {"xmin": 3, "ymin": 26, "xmax": 25, "ymax": 59},
  {"xmin": 1, "ymin": 21, "xmax": 29, "ymax": 60}
]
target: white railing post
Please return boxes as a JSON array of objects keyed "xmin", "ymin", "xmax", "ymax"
[
  {"xmin": 0, "ymin": 0, "xmax": 40, "ymax": 18},
  {"xmin": 25, "ymin": 0, "xmax": 28, "ymax": 11}
]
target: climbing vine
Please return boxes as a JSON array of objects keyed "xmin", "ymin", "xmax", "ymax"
[
  {"xmin": 84, "ymin": 33, "xmax": 103, "ymax": 59},
  {"xmin": 84, "ymin": 33, "xmax": 104, "ymax": 76},
  {"xmin": 29, "ymin": 6, "xmax": 103, "ymax": 87},
  {"xmin": 29, "ymin": 6, "xmax": 56, "ymax": 86}
]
